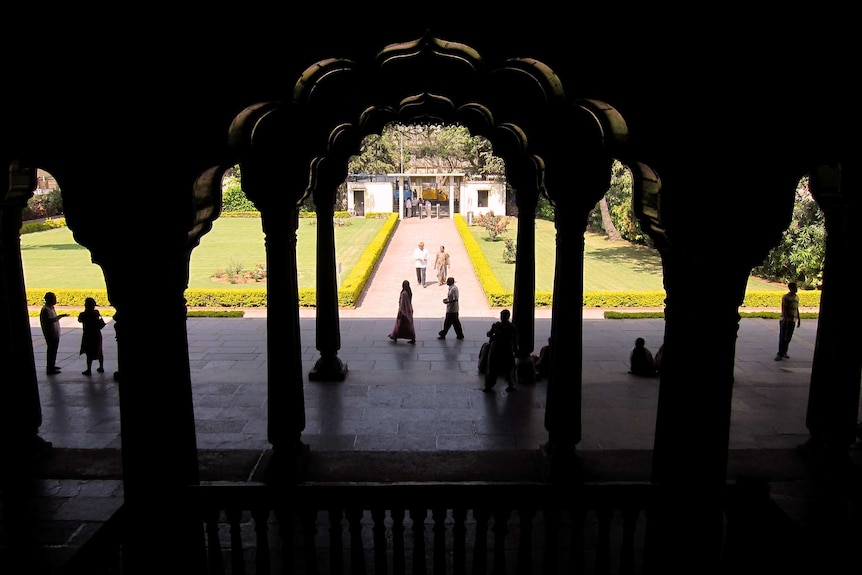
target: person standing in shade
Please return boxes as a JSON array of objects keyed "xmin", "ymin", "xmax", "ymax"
[
  {"xmin": 40, "ymin": 291, "xmax": 68, "ymax": 375},
  {"xmin": 78, "ymin": 297, "xmax": 106, "ymax": 375},
  {"xmin": 388, "ymin": 280, "xmax": 416, "ymax": 344},
  {"xmin": 413, "ymin": 241, "xmax": 429, "ymax": 287},
  {"xmin": 438, "ymin": 277, "xmax": 464, "ymax": 339},
  {"xmin": 482, "ymin": 309, "xmax": 518, "ymax": 392},
  {"xmin": 775, "ymin": 281, "xmax": 801, "ymax": 361},
  {"xmin": 425, "ymin": 199, "xmax": 432, "ymax": 219},
  {"xmin": 404, "ymin": 196, "xmax": 412, "ymax": 218},
  {"xmin": 434, "ymin": 245, "xmax": 450, "ymax": 286}
]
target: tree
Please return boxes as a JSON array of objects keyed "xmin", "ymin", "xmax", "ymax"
[
  {"xmin": 588, "ymin": 160, "xmax": 642, "ymax": 243},
  {"xmin": 348, "ymin": 123, "xmax": 505, "ymax": 181},
  {"xmin": 752, "ymin": 177, "xmax": 825, "ymax": 289},
  {"xmin": 221, "ymin": 165, "xmax": 258, "ymax": 212}
]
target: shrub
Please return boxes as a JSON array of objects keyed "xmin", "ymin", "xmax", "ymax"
[{"xmin": 22, "ymin": 189, "xmax": 63, "ymax": 220}]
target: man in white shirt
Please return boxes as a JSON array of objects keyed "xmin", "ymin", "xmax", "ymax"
[
  {"xmin": 413, "ymin": 241, "xmax": 429, "ymax": 287},
  {"xmin": 404, "ymin": 196, "xmax": 412, "ymax": 218}
]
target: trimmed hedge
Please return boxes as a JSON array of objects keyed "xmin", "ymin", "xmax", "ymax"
[
  {"xmin": 337, "ymin": 213, "xmax": 399, "ymax": 307},
  {"xmin": 24, "ymin": 213, "xmax": 823, "ymax": 310}
]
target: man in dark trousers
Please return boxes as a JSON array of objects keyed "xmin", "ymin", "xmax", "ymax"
[{"xmin": 438, "ymin": 277, "xmax": 464, "ymax": 340}]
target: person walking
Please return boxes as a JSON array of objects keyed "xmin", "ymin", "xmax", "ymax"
[
  {"xmin": 77, "ymin": 297, "xmax": 106, "ymax": 375},
  {"xmin": 413, "ymin": 241, "xmax": 429, "ymax": 287},
  {"xmin": 434, "ymin": 245, "xmax": 450, "ymax": 286},
  {"xmin": 39, "ymin": 291, "xmax": 68, "ymax": 375},
  {"xmin": 482, "ymin": 309, "xmax": 518, "ymax": 392},
  {"xmin": 438, "ymin": 277, "xmax": 464, "ymax": 340},
  {"xmin": 388, "ymin": 280, "xmax": 416, "ymax": 344},
  {"xmin": 775, "ymin": 281, "xmax": 801, "ymax": 361}
]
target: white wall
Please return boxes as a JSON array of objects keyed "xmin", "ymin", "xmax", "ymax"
[
  {"xmin": 347, "ymin": 182, "xmax": 394, "ymax": 215},
  {"xmin": 460, "ymin": 181, "xmax": 506, "ymax": 217}
]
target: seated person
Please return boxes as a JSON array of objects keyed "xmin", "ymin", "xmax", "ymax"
[
  {"xmin": 629, "ymin": 337, "xmax": 657, "ymax": 377},
  {"xmin": 483, "ymin": 309, "xmax": 518, "ymax": 392},
  {"xmin": 531, "ymin": 337, "xmax": 551, "ymax": 380}
]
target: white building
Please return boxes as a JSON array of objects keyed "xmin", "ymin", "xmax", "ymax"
[{"xmin": 346, "ymin": 174, "xmax": 506, "ymax": 219}]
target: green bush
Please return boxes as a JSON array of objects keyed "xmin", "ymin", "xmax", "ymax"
[
  {"xmin": 20, "ymin": 217, "xmax": 67, "ymax": 235},
  {"xmin": 337, "ymin": 213, "xmax": 398, "ymax": 307}
]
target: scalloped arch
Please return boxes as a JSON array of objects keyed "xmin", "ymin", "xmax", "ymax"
[{"xmin": 229, "ymin": 31, "xmax": 640, "ymax": 213}]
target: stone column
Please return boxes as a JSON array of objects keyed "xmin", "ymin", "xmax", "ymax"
[
  {"xmin": 260, "ymin": 209, "xmax": 309, "ymax": 478},
  {"xmin": 507, "ymin": 170, "xmax": 538, "ymax": 386},
  {"xmin": 87, "ymin": 221, "xmax": 203, "ymax": 573},
  {"xmin": 0, "ymin": 161, "xmax": 49, "ymax": 461},
  {"xmin": 309, "ymin": 160, "xmax": 347, "ymax": 381},
  {"xmin": 804, "ymin": 162, "xmax": 862, "ymax": 457}
]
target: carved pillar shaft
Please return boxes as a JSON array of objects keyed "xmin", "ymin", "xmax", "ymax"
[
  {"xmin": 512, "ymin": 192, "xmax": 537, "ymax": 385},
  {"xmin": 0, "ymin": 164, "xmax": 43, "ymax": 456},
  {"xmin": 805, "ymin": 163, "xmax": 862, "ymax": 452},
  {"xmin": 310, "ymin": 197, "xmax": 347, "ymax": 381},
  {"xmin": 542, "ymin": 210, "xmax": 585, "ymax": 459},
  {"xmin": 261, "ymin": 211, "xmax": 308, "ymax": 458},
  {"xmin": 94, "ymin": 242, "xmax": 202, "ymax": 572}
]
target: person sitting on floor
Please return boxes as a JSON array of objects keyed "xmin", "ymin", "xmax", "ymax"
[
  {"xmin": 629, "ymin": 337, "xmax": 657, "ymax": 377},
  {"xmin": 531, "ymin": 337, "xmax": 551, "ymax": 380},
  {"xmin": 483, "ymin": 309, "xmax": 518, "ymax": 393}
]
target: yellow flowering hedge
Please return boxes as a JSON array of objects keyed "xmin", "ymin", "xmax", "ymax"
[
  {"xmin": 26, "ymin": 213, "xmax": 822, "ymax": 311},
  {"xmin": 337, "ymin": 213, "xmax": 399, "ymax": 307}
]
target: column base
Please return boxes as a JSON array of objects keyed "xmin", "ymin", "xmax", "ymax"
[{"xmin": 309, "ymin": 354, "xmax": 348, "ymax": 382}]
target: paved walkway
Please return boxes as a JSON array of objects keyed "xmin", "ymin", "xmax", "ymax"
[
  {"xmin": 17, "ymin": 216, "xmax": 855, "ymax": 573},
  {"xmin": 31, "ymin": 215, "xmax": 822, "ymax": 454}
]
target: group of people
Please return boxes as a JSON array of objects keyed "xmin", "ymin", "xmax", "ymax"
[
  {"xmin": 388, "ymin": 241, "xmax": 460, "ymax": 344},
  {"xmin": 39, "ymin": 291, "xmax": 106, "ymax": 376},
  {"xmin": 403, "ymin": 197, "xmax": 433, "ymax": 219},
  {"xmin": 412, "ymin": 241, "xmax": 450, "ymax": 288},
  {"xmin": 627, "ymin": 282, "xmax": 803, "ymax": 377},
  {"xmin": 38, "ymin": 274, "xmax": 803, "ymax": 389}
]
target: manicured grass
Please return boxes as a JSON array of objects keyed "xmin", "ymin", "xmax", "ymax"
[
  {"xmin": 467, "ymin": 218, "xmax": 784, "ymax": 293},
  {"xmin": 186, "ymin": 217, "xmax": 386, "ymax": 289},
  {"xmin": 20, "ymin": 218, "xmax": 387, "ymax": 291},
  {"xmin": 21, "ymin": 216, "xmax": 783, "ymax": 294}
]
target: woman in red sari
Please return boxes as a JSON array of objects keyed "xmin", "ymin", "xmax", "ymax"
[{"xmin": 388, "ymin": 280, "xmax": 416, "ymax": 344}]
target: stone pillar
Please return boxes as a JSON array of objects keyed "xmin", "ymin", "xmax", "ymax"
[
  {"xmin": 90, "ymin": 230, "xmax": 203, "ymax": 573},
  {"xmin": 508, "ymin": 174, "xmax": 538, "ymax": 386},
  {"xmin": 309, "ymin": 163, "xmax": 347, "ymax": 381},
  {"xmin": 0, "ymin": 161, "xmax": 49, "ymax": 462},
  {"xmin": 260, "ymin": 209, "xmax": 309, "ymax": 478},
  {"xmin": 804, "ymin": 162, "xmax": 862, "ymax": 457}
]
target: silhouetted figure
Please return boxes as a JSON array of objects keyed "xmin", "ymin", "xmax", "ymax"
[
  {"xmin": 531, "ymin": 337, "xmax": 552, "ymax": 380},
  {"xmin": 438, "ymin": 277, "xmax": 464, "ymax": 339},
  {"xmin": 775, "ymin": 281, "xmax": 801, "ymax": 361},
  {"xmin": 39, "ymin": 291, "xmax": 68, "ymax": 375},
  {"xmin": 388, "ymin": 280, "xmax": 416, "ymax": 344},
  {"xmin": 77, "ymin": 297, "xmax": 106, "ymax": 375},
  {"xmin": 483, "ymin": 309, "xmax": 518, "ymax": 392},
  {"xmin": 629, "ymin": 337, "xmax": 657, "ymax": 377}
]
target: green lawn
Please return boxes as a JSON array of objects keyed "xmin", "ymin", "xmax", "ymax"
[
  {"xmin": 467, "ymin": 218, "xmax": 784, "ymax": 293},
  {"xmin": 20, "ymin": 216, "xmax": 784, "ymax": 294},
  {"xmin": 20, "ymin": 218, "xmax": 387, "ymax": 291}
]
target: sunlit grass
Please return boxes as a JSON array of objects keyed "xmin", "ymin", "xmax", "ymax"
[{"xmin": 21, "ymin": 216, "xmax": 783, "ymax": 294}]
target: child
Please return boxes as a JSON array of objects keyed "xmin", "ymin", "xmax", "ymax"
[{"xmin": 78, "ymin": 297, "xmax": 106, "ymax": 375}]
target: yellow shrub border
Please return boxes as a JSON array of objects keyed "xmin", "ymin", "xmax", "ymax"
[{"xmin": 25, "ymin": 213, "xmax": 822, "ymax": 310}]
